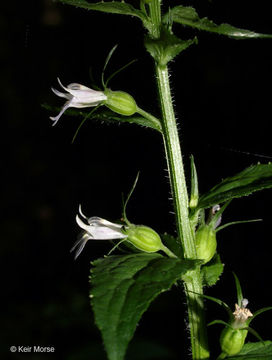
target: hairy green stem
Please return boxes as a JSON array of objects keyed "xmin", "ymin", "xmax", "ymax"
[
  {"xmin": 147, "ymin": 2, "xmax": 209, "ymax": 358},
  {"xmin": 156, "ymin": 64, "xmax": 209, "ymax": 360},
  {"xmin": 148, "ymin": 0, "xmax": 161, "ymax": 38}
]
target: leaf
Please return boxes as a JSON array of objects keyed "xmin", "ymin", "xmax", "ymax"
[
  {"xmin": 145, "ymin": 27, "xmax": 197, "ymax": 67},
  {"xmin": 233, "ymin": 272, "xmax": 243, "ymax": 307},
  {"xmin": 90, "ymin": 253, "xmax": 199, "ymax": 360},
  {"xmin": 189, "ymin": 155, "xmax": 199, "ymax": 210},
  {"xmin": 225, "ymin": 341, "xmax": 272, "ymax": 359},
  {"xmin": 197, "ymin": 163, "xmax": 272, "ymax": 210},
  {"xmin": 164, "ymin": 6, "xmax": 272, "ymax": 39},
  {"xmin": 216, "ymin": 219, "xmax": 262, "ymax": 233},
  {"xmin": 245, "ymin": 327, "xmax": 265, "ymax": 344},
  {"xmin": 208, "ymin": 319, "xmax": 232, "ymax": 329},
  {"xmin": 59, "ymin": 0, "xmax": 151, "ymax": 31},
  {"xmin": 187, "ymin": 290, "xmax": 232, "ymax": 317},
  {"xmin": 91, "ymin": 109, "xmax": 162, "ymax": 132},
  {"xmin": 43, "ymin": 104, "xmax": 162, "ymax": 132},
  {"xmin": 201, "ymin": 254, "xmax": 224, "ymax": 286},
  {"xmin": 248, "ymin": 307, "xmax": 272, "ymax": 325}
]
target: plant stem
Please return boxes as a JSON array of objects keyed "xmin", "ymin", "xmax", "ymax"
[
  {"xmin": 161, "ymin": 244, "xmax": 178, "ymax": 259},
  {"xmin": 148, "ymin": 0, "xmax": 161, "ymax": 39},
  {"xmin": 148, "ymin": 2, "xmax": 209, "ymax": 358},
  {"xmin": 155, "ymin": 64, "xmax": 209, "ymax": 360}
]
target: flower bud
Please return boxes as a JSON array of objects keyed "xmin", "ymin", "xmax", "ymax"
[
  {"xmin": 220, "ymin": 327, "xmax": 247, "ymax": 356},
  {"xmin": 104, "ymin": 89, "xmax": 137, "ymax": 116},
  {"xmin": 195, "ymin": 225, "xmax": 217, "ymax": 264},
  {"xmin": 126, "ymin": 225, "xmax": 164, "ymax": 253}
]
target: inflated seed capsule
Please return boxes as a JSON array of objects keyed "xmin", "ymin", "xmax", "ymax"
[
  {"xmin": 126, "ymin": 224, "xmax": 163, "ymax": 253},
  {"xmin": 219, "ymin": 301, "xmax": 253, "ymax": 357},
  {"xmin": 195, "ymin": 225, "xmax": 217, "ymax": 264},
  {"xmin": 104, "ymin": 89, "xmax": 137, "ymax": 116},
  {"xmin": 220, "ymin": 327, "xmax": 247, "ymax": 356}
]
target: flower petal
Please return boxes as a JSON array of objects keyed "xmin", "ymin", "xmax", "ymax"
[
  {"xmin": 67, "ymin": 83, "xmax": 94, "ymax": 91},
  {"xmin": 88, "ymin": 216, "xmax": 124, "ymax": 230},
  {"xmin": 57, "ymin": 77, "xmax": 70, "ymax": 92},
  {"xmin": 70, "ymin": 89, "xmax": 107, "ymax": 102},
  {"xmin": 78, "ymin": 204, "xmax": 88, "ymax": 220},
  {"xmin": 70, "ymin": 232, "xmax": 91, "ymax": 260},
  {"xmin": 51, "ymin": 87, "xmax": 71, "ymax": 100},
  {"xmin": 50, "ymin": 100, "xmax": 72, "ymax": 126},
  {"xmin": 76, "ymin": 215, "xmax": 93, "ymax": 234},
  {"xmin": 69, "ymin": 98, "xmax": 102, "ymax": 108},
  {"xmin": 76, "ymin": 215, "xmax": 127, "ymax": 240}
]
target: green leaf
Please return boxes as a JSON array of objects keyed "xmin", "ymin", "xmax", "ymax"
[
  {"xmin": 216, "ymin": 219, "xmax": 262, "ymax": 233},
  {"xmin": 188, "ymin": 290, "xmax": 232, "ymax": 318},
  {"xmin": 164, "ymin": 6, "xmax": 272, "ymax": 39},
  {"xmin": 59, "ymin": 0, "xmax": 151, "ymax": 31},
  {"xmin": 197, "ymin": 163, "xmax": 272, "ymax": 210},
  {"xmin": 90, "ymin": 253, "xmax": 199, "ymax": 360},
  {"xmin": 225, "ymin": 341, "xmax": 272, "ymax": 359},
  {"xmin": 201, "ymin": 254, "xmax": 224, "ymax": 286},
  {"xmin": 43, "ymin": 104, "xmax": 162, "ymax": 132},
  {"xmin": 189, "ymin": 155, "xmax": 199, "ymax": 210},
  {"xmin": 233, "ymin": 272, "xmax": 243, "ymax": 307},
  {"xmin": 248, "ymin": 307, "xmax": 272, "ymax": 325},
  {"xmin": 244, "ymin": 327, "xmax": 265, "ymax": 344},
  {"xmin": 91, "ymin": 109, "xmax": 162, "ymax": 132},
  {"xmin": 208, "ymin": 319, "xmax": 232, "ymax": 329},
  {"xmin": 145, "ymin": 27, "xmax": 197, "ymax": 67}
]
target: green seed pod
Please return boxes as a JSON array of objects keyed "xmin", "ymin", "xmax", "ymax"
[
  {"xmin": 104, "ymin": 89, "xmax": 137, "ymax": 116},
  {"xmin": 126, "ymin": 225, "xmax": 163, "ymax": 253},
  {"xmin": 195, "ymin": 225, "xmax": 217, "ymax": 264},
  {"xmin": 220, "ymin": 326, "xmax": 247, "ymax": 356}
]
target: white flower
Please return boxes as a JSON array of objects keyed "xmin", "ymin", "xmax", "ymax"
[
  {"xmin": 50, "ymin": 78, "xmax": 107, "ymax": 126},
  {"xmin": 71, "ymin": 205, "xmax": 128, "ymax": 259}
]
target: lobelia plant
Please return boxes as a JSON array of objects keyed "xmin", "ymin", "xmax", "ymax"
[{"xmin": 49, "ymin": 1, "xmax": 272, "ymax": 359}]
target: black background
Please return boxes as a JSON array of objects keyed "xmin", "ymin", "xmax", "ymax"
[{"xmin": 1, "ymin": 0, "xmax": 272, "ymax": 359}]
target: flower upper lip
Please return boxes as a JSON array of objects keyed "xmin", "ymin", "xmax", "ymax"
[
  {"xmin": 75, "ymin": 215, "xmax": 128, "ymax": 240},
  {"xmin": 50, "ymin": 78, "xmax": 107, "ymax": 126}
]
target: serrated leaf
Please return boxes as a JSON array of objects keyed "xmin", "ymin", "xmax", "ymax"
[
  {"xmin": 201, "ymin": 254, "xmax": 224, "ymax": 286},
  {"xmin": 226, "ymin": 341, "xmax": 272, "ymax": 359},
  {"xmin": 59, "ymin": 0, "xmax": 151, "ymax": 31},
  {"xmin": 197, "ymin": 164, "xmax": 272, "ymax": 210},
  {"xmin": 90, "ymin": 253, "xmax": 199, "ymax": 360},
  {"xmin": 164, "ymin": 6, "xmax": 272, "ymax": 39},
  {"xmin": 145, "ymin": 27, "xmax": 197, "ymax": 67}
]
